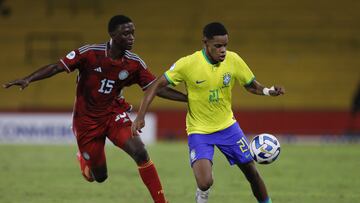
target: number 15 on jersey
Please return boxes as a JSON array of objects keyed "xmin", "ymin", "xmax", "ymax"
[{"xmin": 98, "ymin": 78, "xmax": 115, "ymax": 94}]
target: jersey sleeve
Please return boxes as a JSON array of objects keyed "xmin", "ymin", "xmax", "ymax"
[
  {"xmin": 58, "ymin": 45, "xmax": 89, "ymax": 73},
  {"xmin": 136, "ymin": 62, "xmax": 156, "ymax": 90},
  {"xmin": 233, "ymin": 53, "xmax": 255, "ymax": 86},
  {"xmin": 164, "ymin": 57, "xmax": 187, "ymax": 86}
]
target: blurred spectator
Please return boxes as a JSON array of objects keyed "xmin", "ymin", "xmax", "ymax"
[
  {"xmin": 351, "ymin": 82, "xmax": 360, "ymax": 116},
  {"xmin": 346, "ymin": 81, "xmax": 360, "ymax": 138},
  {"xmin": 0, "ymin": 0, "xmax": 11, "ymax": 17}
]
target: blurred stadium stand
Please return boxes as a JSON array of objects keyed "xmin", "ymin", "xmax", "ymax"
[
  {"xmin": 0, "ymin": 0, "xmax": 11, "ymax": 17},
  {"xmin": 45, "ymin": 0, "xmax": 102, "ymax": 16},
  {"xmin": 0, "ymin": 0, "xmax": 359, "ymax": 138},
  {"xmin": 25, "ymin": 32, "xmax": 83, "ymax": 63}
]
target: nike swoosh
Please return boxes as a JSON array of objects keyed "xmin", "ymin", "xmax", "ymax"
[{"xmin": 196, "ymin": 80, "xmax": 206, "ymax": 84}]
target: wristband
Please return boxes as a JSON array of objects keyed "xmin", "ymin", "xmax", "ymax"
[{"xmin": 263, "ymin": 86, "xmax": 275, "ymax": 96}]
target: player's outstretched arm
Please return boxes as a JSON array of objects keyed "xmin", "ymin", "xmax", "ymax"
[
  {"xmin": 3, "ymin": 63, "xmax": 65, "ymax": 90},
  {"xmin": 156, "ymin": 86, "xmax": 187, "ymax": 102},
  {"xmin": 131, "ymin": 75, "xmax": 170, "ymax": 136},
  {"xmin": 245, "ymin": 79, "xmax": 285, "ymax": 96}
]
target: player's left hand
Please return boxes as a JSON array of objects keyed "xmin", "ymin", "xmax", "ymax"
[
  {"xmin": 269, "ymin": 86, "xmax": 285, "ymax": 96},
  {"xmin": 131, "ymin": 117, "xmax": 145, "ymax": 137},
  {"xmin": 3, "ymin": 78, "xmax": 30, "ymax": 90}
]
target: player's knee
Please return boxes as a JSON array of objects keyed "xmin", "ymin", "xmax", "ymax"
[
  {"xmin": 94, "ymin": 173, "xmax": 108, "ymax": 183},
  {"xmin": 133, "ymin": 148, "xmax": 149, "ymax": 164},
  {"xmin": 91, "ymin": 167, "xmax": 108, "ymax": 183},
  {"xmin": 197, "ymin": 178, "xmax": 213, "ymax": 191}
]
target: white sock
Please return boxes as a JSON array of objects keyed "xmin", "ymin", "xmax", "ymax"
[{"xmin": 195, "ymin": 188, "xmax": 210, "ymax": 203}]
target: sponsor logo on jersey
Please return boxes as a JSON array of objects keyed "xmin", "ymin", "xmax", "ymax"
[
  {"xmin": 118, "ymin": 70, "xmax": 129, "ymax": 80},
  {"xmin": 66, "ymin": 51, "xmax": 76, "ymax": 60},
  {"xmin": 196, "ymin": 80, "xmax": 206, "ymax": 84}
]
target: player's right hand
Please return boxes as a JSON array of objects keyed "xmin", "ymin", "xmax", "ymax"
[
  {"xmin": 131, "ymin": 117, "xmax": 145, "ymax": 137},
  {"xmin": 3, "ymin": 78, "xmax": 30, "ymax": 90},
  {"xmin": 269, "ymin": 85, "xmax": 285, "ymax": 96}
]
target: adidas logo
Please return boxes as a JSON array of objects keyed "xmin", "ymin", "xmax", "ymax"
[{"xmin": 94, "ymin": 67, "xmax": 102, "ymax": 73}]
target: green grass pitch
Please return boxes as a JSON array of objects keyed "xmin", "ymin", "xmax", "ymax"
[{"xmin": 0, "ymin": 142, "xmax": 359, "ymax": 203}]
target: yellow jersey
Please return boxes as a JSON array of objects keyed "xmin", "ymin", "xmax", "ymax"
[{"xmin": 164, "ymin": 49, "xmax": 255, "ymax": 135}]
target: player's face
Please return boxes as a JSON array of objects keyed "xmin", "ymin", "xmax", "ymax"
[
  {"xmin": 110, "ymin": 22, "xmax": 135, "ymax": 50},
  {"xmin": 204, "ymin": 35, "xmax": 228, "ymax": 63}
]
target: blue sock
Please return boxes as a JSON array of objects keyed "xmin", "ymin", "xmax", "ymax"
[{"xmin": 259, "ymin": 197, "xmax": 272, "ymax": 203}]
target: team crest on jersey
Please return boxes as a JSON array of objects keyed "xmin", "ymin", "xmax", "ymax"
[
  {"xmin": 118, "ymin": 70, "xmax": 129, "ymax": 80},
  {"xmin": 66, "ymin": 51, "xmax": 76, "ymax": 60},
  {"xmin": 223, "ymin": 72, "xmax": 231, "ymax": 87}
]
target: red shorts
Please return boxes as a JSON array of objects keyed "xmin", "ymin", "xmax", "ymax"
[{"xmin": 72, "ymin": 111, "xmax": 132, "ymax": 169}]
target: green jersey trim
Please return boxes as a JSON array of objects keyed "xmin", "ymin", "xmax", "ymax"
[
  {"xmin": 164, "ymin": 72, "xmax": 175, "ymax": 86},
  {"xmin": 202, "ymin": 49, "xmax": 213, "ymax": 65},
  {"xmin": 244, "ymin": 76, "xmax": 256, "ymax": 87}
]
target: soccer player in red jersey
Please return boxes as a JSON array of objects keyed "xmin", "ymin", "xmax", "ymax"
[{"xmin": 3, "ymin": 15, "xmax": 187, "ymax": 203}]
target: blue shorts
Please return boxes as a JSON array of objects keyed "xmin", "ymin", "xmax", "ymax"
[{"xmin": 188, "ymin": 122, "xmax": 253, "ymax": 166}]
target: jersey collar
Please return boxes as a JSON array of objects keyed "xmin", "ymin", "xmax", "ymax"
[
  {"xmin": 107, "ymin": 40, "xmax": 126, "ymax": 62},
  {"xmin": 106, "ymin": 40, "xmax": 111, "ymax": 57},
  {"xmin": 202, "ymin": 49, "xmax": 220, "ymax": 66}
]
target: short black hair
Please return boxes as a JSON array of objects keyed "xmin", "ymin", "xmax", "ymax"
[
  {"xmin": 203, "ymin": 22, "xmax": 228, "ymax": 39},
  {"xmin": 108, "ymin": 15, "xmax": 132, "ymax": 33}
]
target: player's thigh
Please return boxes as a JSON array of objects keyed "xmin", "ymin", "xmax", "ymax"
[
  {"xmin": 217, "ymin": 142, "xmax": 253, "ymax": 165},
  {"xmin": 188, "ymin": 134, "xmax": 216, "ymax": 166},
  {"xmin": 77, "ymin": 136, "xmax": 107, "ymax": 170},
  {"xmin": 188, "ymin": 134, "xmax": 215, "ymax": 185},
  {"xmin": 216, "ymin": 127, "xmax": 253, "ymax": 165},
  {"xmin": 107, "ymin": 112, "xmax": 133, "ymax": 148},
  {"xmin": 107, "ymin": 124, "xmax": 149, "ymax": 164}
]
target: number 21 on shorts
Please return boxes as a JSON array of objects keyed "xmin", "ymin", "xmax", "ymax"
[{"xmin": 237, "ymin": 137, "xmax": 249, "ymax": 152}]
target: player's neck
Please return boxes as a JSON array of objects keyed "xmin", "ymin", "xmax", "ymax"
[
  {"xmin": 202, "ymin": 48, "xmax": 218, "ymax": 65},
  {"xmin": 108, "ymin": 39, "xmax": 125, "ymax": 60},
  {"xmin": 109, "ymin": 45, "xmax": 125, "ymax": 60}
]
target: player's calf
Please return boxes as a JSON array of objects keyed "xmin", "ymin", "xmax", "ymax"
[
  {"xmin": 138, "ymin": 160, "xmax": 167, "ymax": 203},
  {"xmin": 122, "ymin": 136, "xmax": 167, "ymax": 202},
  {"xmin": 238, "ymin": 161, "xmax": 269, "ymax": 202}
]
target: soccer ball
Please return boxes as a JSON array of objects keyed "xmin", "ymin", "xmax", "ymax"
[{"xmin": 250, "ymin": 133, "xmax": 281, "ymax": 164}]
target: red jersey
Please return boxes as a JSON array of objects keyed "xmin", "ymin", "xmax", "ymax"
[{"xmin": 58, "ymin": 42, "xmax": 155, "ymax": 128}]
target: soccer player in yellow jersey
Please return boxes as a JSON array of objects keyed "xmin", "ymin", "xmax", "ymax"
[{"xmin": 132, "ymin": 22, "xmax": 285, "ymax": 203}]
